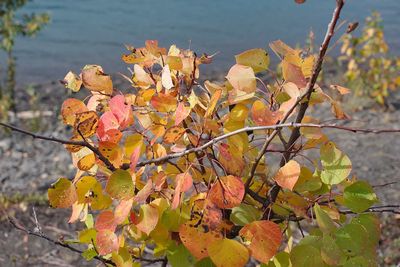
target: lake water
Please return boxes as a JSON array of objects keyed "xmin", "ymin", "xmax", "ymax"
[{"xmin": 13, "ymin": 0, "xmax": 400, "ymax": 85}]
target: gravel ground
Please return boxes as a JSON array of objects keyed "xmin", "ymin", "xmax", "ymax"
[{"xmin": 0, "ymin": 77, "xmax": 399, "ymax": 266}]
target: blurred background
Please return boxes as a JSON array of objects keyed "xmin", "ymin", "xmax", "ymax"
[{"xmin": 13, "ymin": 0, "xmax": 400, "ymax": 84}]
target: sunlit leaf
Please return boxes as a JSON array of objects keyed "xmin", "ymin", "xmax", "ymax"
[
  {"xmin": 343, "ymin": 181, "xmax": 378, "ymax": 213},
  {"xmin": 320, "ymin": 142, "xmax": 352, "ymax": 185},
  {"xmin": 114, "ymin": 199, "xmax": 133, "ymax": 225},
  {"xmin": 179, "ymin": 223, "xmax": 222, "ymax": 260},
  {"xmin": 274, "ymin": 160, "xmax": 301, "ymax": 191},
  {"xmin": 62, "ymin": 71, "xmax": 82, "ymax": 92},
  {"xmin": 226, "ymin": 64, "xmax": 256, "ymax": 93},
  {"xmin": 95, "ymin": 210, "xmax": 117, "ymax": 232},
  {"xmin": 209, "ymin": 175, "xmax": 244, "ymax": 209},
  {"xmin": 251, "ymin": 100, "xmax": 283, "ymax": 126},
  {"xmin": 61, "ymin": 99, "xmax": 88, "ymax": 126},
  {"xmin": 235, "ymin": 48, "xmax": 270, "ymax": 73},
  {"xmin": 74, "ymin": 111, "xmax": 99, "ymax": 138},
  {"xmin": 106, "ymin": 169, "xmax": 135, "ymax": 200},
  {"xmin": 135, "ymin": 204, "xmax": 159, "ymax": 235},
  {"xmin": 239, "ymin": 220, "xmax": 282, "ymax": 263},
  {"xmin": 81, "ymin": 65, "xmax": 113, "ymax": 94},
  {"xmin": 208, "ymin": 238, "xmax": 249, "ymax": 267},
  {"xmin": 48, "ymin": 178, "xmax": 77, "ymax": 208},
  {"xmin": 96, "ymin": 229, "xmax": 119, "ymax": 255}
]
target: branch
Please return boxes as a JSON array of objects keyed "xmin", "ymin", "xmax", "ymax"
[
  {"xmin": 0, "ymin": 122, "xmax": 116, "ymax": 171},
  {"xmin": 3, "ymin": 121, "xmax": 399, "ymax": 171},
  {"xmin": 249, "ymin": 0, "xmax": 345, "ymax": 210},
  {"xmin": 134, "ymin": 122, "xmax": 399, "ymax": 168},
  {"xmin": 7, "ymin": 216, "xmax": 116, "ymax": 266}
]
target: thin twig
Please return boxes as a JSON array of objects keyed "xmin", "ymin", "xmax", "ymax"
[
  {"xmin": 8, "ymin": 216, "xmax": 116, "ymax": 266},
  {"xmin": 0, "ymin": 122, "xmax": 116, "ymax": 171}
]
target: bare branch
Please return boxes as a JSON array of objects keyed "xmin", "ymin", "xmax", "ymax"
[
  {"xmin": 7, "ymin": 216, "xmax": 116, "ymax": 266},
  {"xmin": 0, "ymin": 122, "xmax": 116, "ymax": 171}
]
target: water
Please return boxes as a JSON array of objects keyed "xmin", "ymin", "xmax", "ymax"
[{"xmin": 12, "ymin": 0, "xmax": 400, "ymax": 85}]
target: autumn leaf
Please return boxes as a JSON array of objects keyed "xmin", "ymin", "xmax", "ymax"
[
  {"xmin": 105, "ymin": 169, "xmax": 135, "ymax": 200},
  {"xmin": 226, "ymin": 64, "xmax": 256, "ymax": 93},
  {"xmin": 209, "ymin": 175, "xmax": 244, "ymax": 209},
  {"xmin": 62, "ymin": 71, "xmax": 82, "ymax": 92},
  {"xmin": 81, "ymin": 65, "xmax": 113, "ymax": 94},
  {"xmin": 235, "ymin": 48, "xmax": 270, "ymax": 73},
  {"xmin": 239, "ymin": 220, "xmax": 282, "ymax": 263},
  {"xmin": 61, "ymin": 98, "xmax": 88, "ymax": 126},
  {"xmin": 96, "ymin": 230, "xmax": 119, "ymax": 255},
  {"xmin": 48, "ymin": 178, "xmax": 77, "ymax": 208},
  {"xmin": 274, "ymin": 160, "xmax": 301, "ymax": 191},
  {"xmin": 208, "ymin": 238, "xmax": 249, "ymax": 267}
]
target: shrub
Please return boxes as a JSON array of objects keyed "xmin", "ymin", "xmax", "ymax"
[
  {"xmin": 2, "ymin": 1, "xmax": 399, "ymax": 266},
  {"xmin": 340, "ymin": 12, "xmax": 400, "ymax": 105}
]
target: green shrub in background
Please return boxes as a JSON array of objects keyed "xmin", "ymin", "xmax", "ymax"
[
  {"xmin": 0, "ymin": 0, "xmax": 49, "ymax": 118},
  {"xmin": 339, "ymin": 12, "xmax": 400, "ymax": 106}
]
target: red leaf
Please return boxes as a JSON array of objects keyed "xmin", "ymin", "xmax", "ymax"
[
  {"xmin": 95, "ymin": 210, "xmax": 117, "ymax": 232},
  {"xmin": 96, "ymin": 230, "xmax": 119, "ymax": 255},
  {"xmin": 209, "ymin": 175, "xmax": 244, "ymax": 209}
]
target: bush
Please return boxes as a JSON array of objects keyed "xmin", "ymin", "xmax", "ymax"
[
  {"xmin": 2, "ymin": 1, "xmax": 399, "ymax": 266},
  {"xmin": 340, "ymin": 12, "xmax": 400, "ymax": 105}
]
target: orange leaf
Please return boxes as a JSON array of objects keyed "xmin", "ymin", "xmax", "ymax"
[
  {"xmin": 179, "ymin": 223, "xmax": 222, "ymax": 260},
  {"xmin": 209, "ymin": 175, "xmax": 244, "ymax": 209},
  {"xmin": 95, "ymin": 210, "xmax": 117, "ymax": 232},
  {"xmin": 48, "ymin": 178, "xmax": 77, "ymax": 209},
  {"xmin": 239, "ymin": 220, "xmax": 282, "ymax": 263},
  {"xmin": 274, "ymin": 160, "xmax": 301, "ymax": 191},
  {"xmin": 74, "ymin": 111, "xmax": 99, "ymax": 138},
  {"xmin": 251, "ymin": 100, "xmax": 282, "ymax": 126},
  {"xmin": 151, "ymin": 93, "xmax": 177, "ymax": 113},
  {"xmin": 61, "ymin": 99, "xmax": 88, "ymax": 126},
  {"xmin": 96, "ymin": 230, "xmax": 119, "ymax": 255},
  {"xmin": 81, "ymin": 65, "xmax": 113, "ymax": 94},
  {"xmin": 114, "ymin": 198, "xmax": 134, "ymax": 225},
  {"xmin": 226, "ymin": 64, "xmax": 256, "ymax": 93},
  {"xmin": 163, "ymin": 126, "xmax": 186, "ymax": 144},
  {"xmin": 172, "ymin": 173, "xmax": 193, "ymax": 209},
  {"xmin": 174, "ymin": 102, "xmax": 191, "ymax": 126}
]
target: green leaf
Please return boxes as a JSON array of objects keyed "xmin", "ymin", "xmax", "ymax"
[
  {"xmin": 195, "ymin": 257, "xmax": 215, "ymax": 267},
  {"xmin": 314, "ymin": 204, "xmax": 336, "ymax": 233},
  {"xmin": 105, "ymin": 169, "xmax": 134, "ymax": 200},
  {"xmin": 230, "ymin": 203, "xmax": 260, "ymax": 226},
  {"xmin": 321, "ymin": 234, "xmax": 345, "ymax": 265},
  {"xmin": 320, "ymin": 142, "xmax": 352, "ymax": 185},
  {"xmin": 351, "ymin": 214, "xmax": 380, "ymax": 248},
  {"xmin": 290, "ymin": 245, "xmax": 324, "ymax": 267},
  {"xmin": 272, "ymin": 251, "xmax": 291, "ymax": 267},
  {"xmin": 48, "ymin": 178, "xmax": 77, "ymax": 208},
  {"xmin": 344, "ymin": 181, "xmax": 378, "ymax": 213},
  {"xmin": 208, "ymin": 238, "xmax": 249, "ymax": 267},
  {"xmin": 82, "ymin": 247, "xmax": 97, "ymax": 260},
  {"xmin": 294, "ymin": 167, "xmax": 322, "ymax": 193},
  {"xmin": 343, "ymin": 256, "xmax": 370, "ymax": 267},
  {"xmin": 335, "ymin": 223, "xmax": 368, "ymax": 256},
  {"xmin": 78, "ymin": 228, "xmax": 97, "ymax": 244},
  {"xmin": 235, "ymin": 48, "xmax": 270, "ymax": 73},
  {"xmin": 167, "ymin": 244, "xmax": 196, "ymax": 267}
]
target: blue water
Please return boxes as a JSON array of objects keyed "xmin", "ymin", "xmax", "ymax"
[{"xmin": 13, "ymin": 0, "xmax": 400, "ymax": 84}]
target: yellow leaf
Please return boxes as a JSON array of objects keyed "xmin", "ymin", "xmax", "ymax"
[
  {"xmin": 208, "ymin": 239, "xmax": 249, "ymax": 267},
  {"xmin": 235, "ymin": 48, "xmax": 270, "ymax": 73}
]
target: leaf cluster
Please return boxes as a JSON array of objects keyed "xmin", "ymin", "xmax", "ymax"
[{"xmin": 49, "ymin": 31, "xmax": 385, "ymax": 266}]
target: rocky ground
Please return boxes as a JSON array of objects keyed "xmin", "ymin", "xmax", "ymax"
[{"xmin": 0, "ymin": 75, "xmax": 399, "ymax": 266}]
